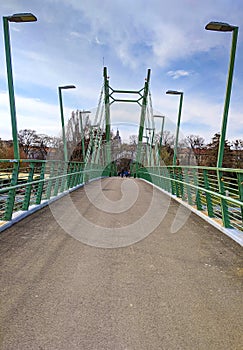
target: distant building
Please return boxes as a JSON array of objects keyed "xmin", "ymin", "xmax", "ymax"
[{"xmin": 112, "ymin": 129, "xmax": 122, "ymax": 148}]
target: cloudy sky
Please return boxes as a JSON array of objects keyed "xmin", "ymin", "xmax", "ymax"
[{"xmin": 0, "ymin": 0, "xmax": 243, "ymax": 144}]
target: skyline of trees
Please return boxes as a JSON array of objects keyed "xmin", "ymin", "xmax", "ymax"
[{"xmin": 0, "ymin": 126, "xmax": 242, "ymax": 168}]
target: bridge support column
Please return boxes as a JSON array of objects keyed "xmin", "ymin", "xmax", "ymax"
[
  {"xmin": 104, "ymin": 67, "xmax": 111, "ymax": 175},
  {"xmin": 136, "ymin": 69, "xmax": 151, "ymax": 175}
]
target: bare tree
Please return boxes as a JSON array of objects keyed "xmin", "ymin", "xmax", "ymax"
[
  {"xmin": 185, "ymin": 135, "xmax": 205, "ymax": 165},
  {"xmin": 18, "ymin": 129, "xmax": 39, "ymax": 157},
  {"xmin": 155, "ymin": 130, "xmax": 174, "ymax": 165},
  {"xmin": 162, "ymin": 130, "xmax": 175, "ymax": 147},
  {"xmin": 18, "ymin": 129, "xmax": 62, "ymax": 160},
  {"xmin": 65, "ymin": 110, "xmax": 93, "ymax": 160}
]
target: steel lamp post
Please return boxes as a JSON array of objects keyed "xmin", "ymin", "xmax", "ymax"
[
  {"xmin": 58, "ymin": 85, "xmax": 76, "ymax": 162},
  {"xmin": 79, "ymin": 110, "xmax": 91, "ymax": 162},
  {"xmin": 146, "ymin": 127, "xmax": 155, "ymax": 144},
  {"xmin": 153, "ymin": 115, "xmax": 165, "ymax": 147},
  {"xmin": 153, "ymin": 115, "xmax": 165, "ymax": 164},
  {"xmin": 205, "ymin": 21, "xmax": 238, "ymax": 168},
  {"xmin": 3, "ymin": 13, "xmax": 37, "ymax": 159},
  {"xmin": 166, "ymin": 90, "xmax": 184, "ymax": 166}
]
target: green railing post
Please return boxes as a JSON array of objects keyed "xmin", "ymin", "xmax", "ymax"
[
  {"xmin": 169, "ymin": 168, "xmax": 176, "ymax": 196},
  {"xmin": 162, "ymin": 167, "xmax": 170, "ymax": 193},
  {"xmin": 46, "ymin": 162, "xmax": 56, "ymax": 199},
  {"xmin": 179, "ymin": 168, "xmax": 186, "ymax": 200},
  {"xmin": 35, "ymin": 162, "xmax": 46, "ymax": 204},
  {"xmin": 79, "ymin": 162, "xmax": 84, "ymax": 185},
  {"xmin": 60, "ymin": 162, "xmax": 68, "ymax": 193},
  {"xmin": 193, "ymin": 168, "xmax": 203, "ymax": 210},
  {"xmin": 4, "ymin": 161, "xmax": 19, "ymax": 220},
  {"xmin": 203, "ymin": 169, "xmax": 214, "ymax": 217},
  {"xmin": 71, "ymin": 163, "xmax": 77, "ymax": 187},
  {"xmin": 184, "ymin": 169, "xmax": 193, "ymax": 205},
  {"xmin": 67, "ymin": 163, "xmax": 73, "ymax": 189},
  {"xmin": 74, "ymin": 163, "xmax": 81, "ymax": 186},
  {"xmin": 53, "ymin": 162, "xmax": 62, "ymax": 196},
  {"xmin": 218, "ymin": 170, "xmax": 231, "ymax": 228},
  {"xmin": 70, "ymin": 163, "xmax": 77, "ymax": 188},
  {"xmin": 237, "ymin": 173, "xmax": 243, "ymax": 223},
  {"xmin": 178, "ymin": 167, "xmax": 184, "ymax": 198},
  {"xmin": 22, "ymin": 162, "xmax": 35, "ymax": 210},
  {"xmin": 173, "ymin": 168, "xmax": 180, "ymax": 197}
]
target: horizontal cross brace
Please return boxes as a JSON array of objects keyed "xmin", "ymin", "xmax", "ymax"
[
  {"xmin": 110, "ymin": 98, "xmax": 140, "ymax": 103},
  {"xmin": 110, "ymin": 98, "xmax": 142, "ymax": 106},
  {"xmin": 111, "ymin": 89, "xmax": 142, "ymax": 94}
]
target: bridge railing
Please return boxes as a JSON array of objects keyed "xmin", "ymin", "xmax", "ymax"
[
  {"xmin": 0, "ymin": 159, "xmax": 105, "ymax": 222},
  {"xmin": 137, "ymin": 165, "xmax": 243, "ymax": 232}
]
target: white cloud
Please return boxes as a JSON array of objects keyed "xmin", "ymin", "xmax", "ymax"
[
  {"xmin": 167, "ymin": 70, "xmax": 191, "ymax": 79},
  {"xmin": 58, "ymin": 0, "xmax": 239, "ymax": 69},
  {"xmin": 70, "ymin": 31, "xmax": 82, "ymax": 38},
  {"xmin": 0, "ymin": 92, "xmax": 63, "ymax": 139},
  {"xmin": 1, "ymin": 0, "xmax": 243, "ymax": 143},
  {"xmin": 18, "ymin": 50, "xmax": 48, "ymax": 63}
]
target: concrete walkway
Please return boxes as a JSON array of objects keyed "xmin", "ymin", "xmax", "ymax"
[{"xmin": 0, "ymin": 178, "xmax": 242, "ymax": 350}]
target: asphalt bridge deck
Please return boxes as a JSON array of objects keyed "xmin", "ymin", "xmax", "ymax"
[{"xmin": 0, "ymin": 178, "xmax": 242, "ymax": 349}]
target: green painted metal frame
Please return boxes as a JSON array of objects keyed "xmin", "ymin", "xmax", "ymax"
[
  {"xmin": 103, "ymin": 67, "xmax": 151, "ymax": 176},
  {"xmin": 136, "ymin": 69, "xmax": 151, "ymax": 174}
]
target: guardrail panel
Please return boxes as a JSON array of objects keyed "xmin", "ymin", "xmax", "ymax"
[{"xmin": 137, "ymin": 165, "xmax": 243, "ymax": 232}]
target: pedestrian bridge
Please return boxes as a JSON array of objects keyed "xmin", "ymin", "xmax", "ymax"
[
  {"xmin": 0, "ymin": 159, "xmax": 243, "ymax": 246},
  {"xmin": 1, "ymin": 67, "xmax": 243, "ymax": 244},
  {"xmin": 0, "ymin": 66, "xmax": 243, "ymax": 348}
]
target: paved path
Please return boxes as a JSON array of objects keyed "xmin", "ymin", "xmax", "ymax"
[{"xmin": 0, "ymin": 178, "xmax": 242, "ymax": 350}]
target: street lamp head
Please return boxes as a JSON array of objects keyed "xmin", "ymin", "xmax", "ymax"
[
  {"xmin": 59, "ymin": 85, "xmax": 76, "ymax": 90},
  {"xmin": 166, "ymin": 90, "xmax": 183, "ymax": 95},
  {"xmin": 205, "ymin": 21, "xmax": 237, "ymax": 32},
  {"xmin": 6, "ymin": 13, "xmax": 37, "ymax": 23}
]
